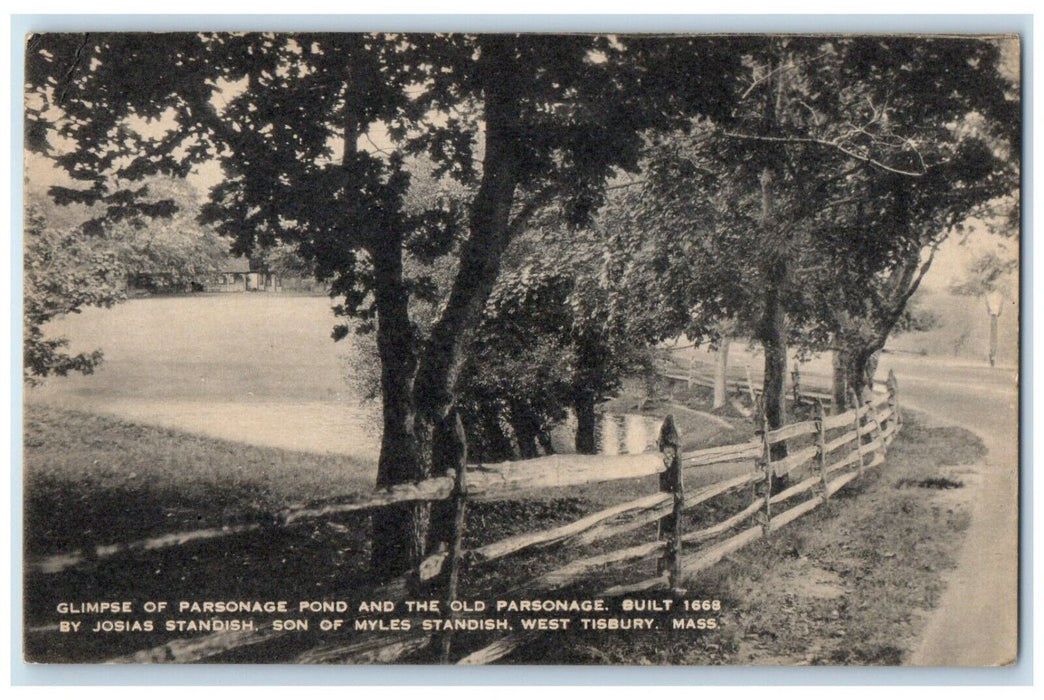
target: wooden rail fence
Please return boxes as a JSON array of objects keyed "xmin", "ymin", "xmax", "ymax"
[
  {"xmin": 662, "ymin": 361, "xmax": 835, "ymax": 405},
  {"xmin": 30, "ymin": 371, "xmax": 903, "ymax": 665}
]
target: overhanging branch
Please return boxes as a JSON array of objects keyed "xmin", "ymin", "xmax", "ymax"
[{"xmin": 720, "ymin": 130, "xmax": 927, "ymax": 178}]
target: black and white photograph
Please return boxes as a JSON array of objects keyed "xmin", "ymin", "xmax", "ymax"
[{"xmin": 19, "ymin": 30, "xmax": 1021, "ymax": 667}]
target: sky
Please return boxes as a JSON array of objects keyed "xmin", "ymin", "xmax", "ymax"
[{"xmin": 920, "ymin": 213, "xmax": 1019, "ymax": 296}]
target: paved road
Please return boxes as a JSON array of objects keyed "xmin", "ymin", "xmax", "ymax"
[{"xmin": 681, "ymin": 347, "xmax": 1020, "ymax": 665}]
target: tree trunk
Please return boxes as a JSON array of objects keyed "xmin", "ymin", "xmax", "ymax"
[
  {"xmin": 761, "ymin": 331, "xmax": 788, "ymax": 458},
  {"xmin": 847, "ymin": 358, "xmax": 866, "ymax": 404},
  {"xmin": 864, "ymin": 350, "xmax": 880, "ymax": 391},
  {"xmin": 339, "ymin": 63, "xmax": 433, "ymax": 582},
  {"xmin": 687, "ymin": 345, "xmax": 698, "ymax": 391},
  {"xmin": 574, "ymin": 393, "xmax": 598, "ymax": 455},
  {"xmin": 832, "ymin": 348, "xmax": 850, "ymax": 413},
  {"xmin": 989, "ymin": 313, "xmax": 999, "ymax": 367},
  {"xmin": 756, "ymin": 251, "xmax": 787, "ymax": 443},
  {"xmin": 536, "ymin": 430, "xmax": 555, "ymax": 456},
  {"xmin": 509, "ymin": 402, "xmax": 541, "ymax": 460},
  {"xmin": 477, "ymin": 408, "xmax": 514, "ymax": 463},
  {"xmin": 755, "ymin": 165, "xmax": 788, "ymax": 468},
  {"xmin": 369, "ymin": 233, "xmax": 427, "ymax": 581},
  {"xmin": 371, "ymin": 39, "xmax": 523, "ymax": 580},
  {"xmin": 846, "ymin": 347, "xmax": 876, "ymax": 402},
  {"xmin": 758, "ymin": 259, "xmax": 789, "ymax": 462},
  {"xmin": 713, "ymin": 336, "xmax": 731, "ymax": 409},
  {"xmin": 426, "ymin": 410, "xmax": 468, "ymax": 558},
  {"xmin": 759, "ymin": 282, "xmax": 790, "ymax": 492}
]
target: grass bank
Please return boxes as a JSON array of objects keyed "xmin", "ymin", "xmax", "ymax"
[
  {"xmin": 23, "ymin": 404, "xmax": 379, "ymax": 556},
  {"xmin": 510, "ymin": 412, "xmax": 984, "ymax": 666},
  {"xmin": 23, "ymin": 399, "xmax": 750, "ymax": 662}
]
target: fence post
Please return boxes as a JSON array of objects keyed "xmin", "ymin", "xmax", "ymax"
[
  {"xmin": 438, "ymin": 413, "xmax": 468, "ymax": 664},
  {"xmin": 850, "ymin": 388, "xmax": 865, "ymax": 477},
  {"xmin": 757, "ymin": 408, "xmax": 773, "ymax": 534},
  {"xmin": 745, "ymin": 365, "xmax": 759, "ymax": 408},
  {"xmin": 887, "ymin": 370, "xmax": 901, "ymax": 432},
  {"xmin": 792, "ymin": 362, "xmax": 802, "ymax": 404},
  {"xmin": 814, "ymin": 399, "xmax": 829, "ymax": 501},
  {"xmin": 688, "ymin": 348, "xmax": 697, "ymax": 392},
  {"xmin": 657, "ymin": 415, "xmax": 684, "ymax": 592},
  {"xmin": 864, "ymin": 388, "xmax": 886, "ymax": 458}
]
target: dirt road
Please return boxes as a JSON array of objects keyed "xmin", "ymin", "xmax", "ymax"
[
  {"xmin": 680, "ymin": 346, "xmax": 1020, "ymax": 665},
  {"xmin": 879, "ymin": 356, "xmax": 1020, "ymax": 666}
]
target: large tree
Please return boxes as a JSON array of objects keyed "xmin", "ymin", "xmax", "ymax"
[
  {"xmin": 459, "ymin": 224, "xmax": 659, "ymax": 459},
  {"xmin": 606, "ymin": 35, "xmax": 1018, "ymax": 425},
  {"xmin": 807, "ymin": 38, "xmax": 1018, "ymax": 402},
  {"xmin": 26, "ymin": 32, "xmax": 743, "ymax": 578}
]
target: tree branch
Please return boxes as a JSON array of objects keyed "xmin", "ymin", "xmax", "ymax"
[
  {"xmin": 605, "ymin": 178, "xmax": 649, "ymax": 192},
  {"xmin": 740, "ymin": 50, "xmax": 833, "ymax": 100},
  {"xmin": 56, "ymin": 33, "xmax": 91, "ymax": 108},
  {"xmin": 720, "ymin": 129, "xmax": 927, "ymax": 177},
  {"xmin": 507, "ymin": 187, "xmax": 557, "ymax": 237}
]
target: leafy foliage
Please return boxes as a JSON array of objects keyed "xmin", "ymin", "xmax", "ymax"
[
  {"xmin": 23, "ymin": 207, "xmax": 124, "ymax": 383},
  {"xmin": 598, "ymin": 36, "xmax": 1018, "ymax": 404},
  {"xmin": 458, "ymin": 232, "xmax": 655, "ymax": 459},
  {"xmin": 949, "ymin": 249, "xmax": 1019, "ymax": 301},
  {"xmin": 25, "ymin": 32, "xmax": 1018, "ymax": 572},
  {"xmin": 25, "ymin": 32, "xmax": 742, "ymax": 333},
  {"xmin": 104, "ymin": 177, "xmax": 231, "ymax": 286}
]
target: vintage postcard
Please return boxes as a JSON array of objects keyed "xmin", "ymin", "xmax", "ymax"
[{"xmin": 20, "ymin": 30, "xmax": 1021, "ymax": 667}]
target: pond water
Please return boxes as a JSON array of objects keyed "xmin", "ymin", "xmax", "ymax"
[{"xmin": 549, "ymin": 411, "xmax": 661, "ymax": 456}]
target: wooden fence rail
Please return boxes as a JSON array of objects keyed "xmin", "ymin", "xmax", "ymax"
[
  {"xmin": 33, "ymin": 435, "xmax": 772, "ymax": 575},
  {"xmin": 33, "ymin": 370, "xmax": 902, "ymax": 665},
  {"xmin": 662, "ymin": 368, "xmax": 836, "ymax": 405}
]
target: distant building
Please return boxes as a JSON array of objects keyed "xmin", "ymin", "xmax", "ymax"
[
  {"xmin": 126, "ymin": 271, "xmax": 201, "ymax": 295},
  {"xmin": 128, "ymin": 256, "xmax": 323, "ymax": 295},
  {"xmin": 202, "ymin": 257, "xmax": 258, "ymax": 293}
]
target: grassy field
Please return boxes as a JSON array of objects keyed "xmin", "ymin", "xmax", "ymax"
[
  {"xmin": 24, "ymin": 404, "xmax": 379, "ymax": 555},
  {"xmin": 23, "ymin": 394, "xmax": 752, "ymax": 663},
  {"xmin": 28, "ymin": 295, "xmax": 384, "ymax": 459},
  {"xmin": 37, "ymin": 294, "xmax": 356, "ymax": 401}
]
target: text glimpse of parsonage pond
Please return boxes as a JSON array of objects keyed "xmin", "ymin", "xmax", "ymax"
[{"xmin": 23, "ymin": 32, "xmax": 1019, "ymax": 666}]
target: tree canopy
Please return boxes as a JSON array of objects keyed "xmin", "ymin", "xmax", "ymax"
[
  {"xmin": 597, "ymin": 35, "xmax": 1018, "ymax": 410},
  {"xmin": 23, "ymin": 205, "xmax": 124, "ymax": 383}
]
